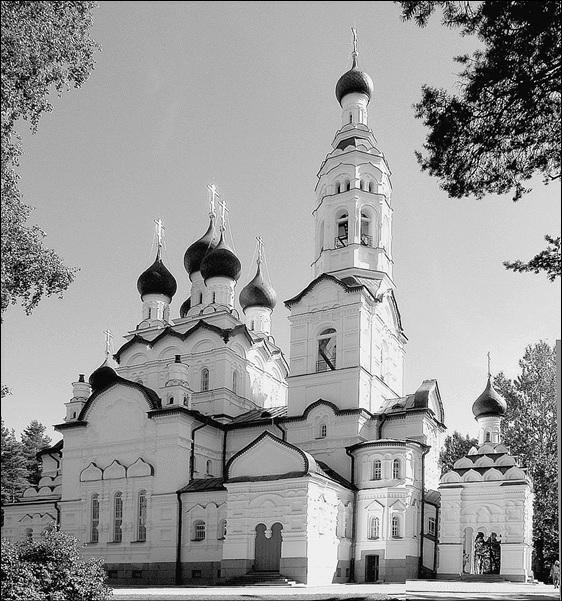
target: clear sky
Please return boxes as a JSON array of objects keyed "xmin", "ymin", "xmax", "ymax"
[{"xmin": 2, "ymin": 1, "xmax": 560, "ymax": 443}]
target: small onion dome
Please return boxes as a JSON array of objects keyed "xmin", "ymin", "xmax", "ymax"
[
  {"xmin": 179, "ymin": 297, "xmax": 191, "ymax": 318},
  {"xmin": 472, "ymin": 377, "xmax": 507, "ymax": 418},
  {"xmin": 239, "ymin": 264, "xmax": 277, "ymax": 311},
  {"xmin": 137, "ymin": 251, "xmax": 177, "ymax": 300},
  {"xmin": 200, "ymin": 233, "xmax": 241, "ymax": 282},
  {"xmin": 89, "ymin": 359, "xmax": 118, "ymax": 392},
  {"xmin": 335, "ymin": 56, "xmax": 374, "ymax": 105},
  {"xmin": 184, "ymin": 219, "xmax": 217, "ymax": 275}
]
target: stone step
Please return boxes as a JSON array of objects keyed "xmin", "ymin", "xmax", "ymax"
[{"xmin": 225, "ymin": 571, "xmax": 300, "ymax": 587}]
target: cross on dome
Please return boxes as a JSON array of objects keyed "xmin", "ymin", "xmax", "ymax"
[
  {"xmin": 351, "ymin": 26, "xmax": 358, "ymax": 58},
  {"xmin": 487, "ymin": 351, "xmax": 492, "ymax": 378},
  {"xmin": 218, "ymin": 196, "xmax": 229, "ymax": 232},
  {"xmin": 154, "ymin": 218, "xmax": 165, "ymax": 251},
  {"xmin": 207, "ymin": 183, "xmax": 219, "ymax": 218},
  {"xmin": 256, "ymin": 235, "xmax": 264, "ymax": 265},
  {"xmin": 103, "ymin": 329, "xmax": 114, "ymax": 358}
]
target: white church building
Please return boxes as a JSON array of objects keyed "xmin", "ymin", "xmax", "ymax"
[{"xmin": 1, "ymin": 41, "xmax": 533, "ymax": 585}]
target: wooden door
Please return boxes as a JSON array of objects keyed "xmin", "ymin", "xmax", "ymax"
[
  {"xmin": 254, "ymin": 522, "xmax": 283, "ymax": 572},
  {"xmin": 365, "ymin": 554, "xmax": 379, "ymax": 582}
]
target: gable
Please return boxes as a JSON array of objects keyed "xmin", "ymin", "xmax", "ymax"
[{"xmin": 227, "ymin": 432, "xmax": 312, "ymax": 481}]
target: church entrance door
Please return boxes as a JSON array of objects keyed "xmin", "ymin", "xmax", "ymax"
[
  {"xmin": 365, "ymin": 555, "xmax": 379, "ymax": 582},
  {"xmin": 254, "ymin": 523, "xmax": 283, "ymax": 572}
]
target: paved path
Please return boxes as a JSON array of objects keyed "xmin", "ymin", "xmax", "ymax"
[{"xmin": 111, "ymin": 581, "xmax": 559, "ymax": 601}]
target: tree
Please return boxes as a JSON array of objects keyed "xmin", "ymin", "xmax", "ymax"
[
  {"xmin": 0, "ymin": 420, "xmax": 29, "ymax": 505},
  {"xmin": 1, "ymin": 526, "xmax": 112, "ymax": 601},
  {"xmin": 1, "ymin": 1, "xmax": 100, "ymax": 320},
  {"xmin": 439, "ymin": 430, "xmax": 478, "ymax": 475},
  {"xmin": 21, "ymin": 421, "xmax": 51, "ymax": 486},
  {"xmin": 494, "ymin": 341, "xmax": 557, "ymax": 582},
  {"xmin": 397, "ymin": 1, "xmax": 561, "ymax": 280}
]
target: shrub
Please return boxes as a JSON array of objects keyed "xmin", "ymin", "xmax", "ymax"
[{"xmin": 1, "ymin": 526, "xmax": 112, "ymax": 601}]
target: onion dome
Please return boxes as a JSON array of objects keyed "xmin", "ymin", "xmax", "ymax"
[
  {"xmin": 179, "ymin": 297, "xmax": 191, "ymax": 318},
  {"xmin": 184, "ymin": 218, "xmax": 217, "ymax": 276},
  {"xmin": 200, "ymin": 233, "xmax": 241, "ymax": 282},
  {"xmin": 335, "ymin": 56, "xmax": 374, "ymax": 105},
  {"xmin": 89, "ymin": 358, "xmax": 118, "ymax": 392},
  {"xmin": 137, "ymin": 250, "xmax": 177, "ymax": 300},
  {"xmin": 239, "ymin": 264, "xmax": 277, "ymax": 311},
  {"xmin": 472, "ymin": 377, "xmax": 507, "ymax": 418}
]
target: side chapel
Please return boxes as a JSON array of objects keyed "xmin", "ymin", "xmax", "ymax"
[{"xmin": 1, "ymin": 35, "xmax": 533, "ymax": 585}]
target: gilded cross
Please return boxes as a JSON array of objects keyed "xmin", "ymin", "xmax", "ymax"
[
  {"xmin": 351, "ymin": 26, "xmax": 358, "ymax": 57},
  {"xmin": 487, "ymin": 352, "xmax": 491, "ymax": 378},
  {"xmin": 218, "ymin": 197, "xmax": 229, "ymax": 232},
  {"xmin": 103, "ymin": 329, "xmax": 113, "ymax": 357},
  {"xmin": 154, "ymin": 218, "xmax": 164, "ymax": 250},
  {"xmin": 207, "ymin": 183, "xmax": 218, "ymax": 218},
  {"xmin": 256, "ymin": 235, "xmax": 264, "ymax": 265}
]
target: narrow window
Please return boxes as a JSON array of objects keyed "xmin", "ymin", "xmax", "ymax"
[
  {"xmin": 137, "ymin": 490, "xmax": 147, "ymax": 542},
  {"xmin": 168, "ymin": 396, "xmax": 174, "ymax": 405},
  {"xmin": 369, "ymin": 181, "xmax": 375, "ymax": 193},
  {"xmin": 232, "ymin": 371, "xmax": 238, "ymax": 394},
  {"xmin": 373, "ymin": 459, "xmax": 382, "ymax": 480},
  {"xmin": 72, "ymin": 411, "xmax": 76, "ymax": 419},
  {"xmin": 201, "ymin": 368, "xmax": 209, "ymax": 392},
  {"xmin": 206, "ymin": 460, "xmax": 213, "ymax": 476},
  {"xmin": 317, "ymin": 328, "xmax": 337, "ymax": 372},
  {"xmin": 344, "ymin": 179, "xmax": 351, "ymax": 191},
  {"xmin": 90, "ymin": 494, "xmax": 100, "ymax": 543},
  {"xmin": 319, "ymin": 424, "xmax": 327, "ymax": 438},
  {"xmin": 349, "ymin": 113, "xmax": 352, "ymax": 124},
  {"xmin": 428, "ymin": 516, "xmax": 436, "ymax": 537},
  {"xmin": 193, "ymin": 520, "xmax": 206, "ymax": 541},
  {"xmin": 198, "ymin": 292, "xmax": 203, "ymax": 304},
  {"xmin": 218, "ymin": 519, "xmax": 227, "ymax": 539},
  {"xmin": 392, "ymin": 459, "xmax": 401, "ymax": 479},
  {"xmin": 212, "ymin": 292, "xmax": 216, "ymax": 303},
  {"xmin": 361, "ymin": 210, "xmax": 372, "ymax": 246},
  {"xmin": 368, "ymin": 516, "xmax": 380, "ymax": 539},
  {"xmin": 391, "ymin": 515, "xmax": 400, "ymax": 538},
  {"xmin": 485, "ymin": 431, "xmax": 491, "ymax": 442},
  {"xmin": 336, "ymin": 212, "xmax": 348, "ymax": 247},
  {"xmin": 148, "ymin": 308, "xmax": 152, "ymax": 319},
  {"xmin": 113, "ymin": 492, "xmax": 123, "ymax": 542}
]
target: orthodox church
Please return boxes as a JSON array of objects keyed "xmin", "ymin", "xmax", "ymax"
[{"xmin": 1, "ymin": 39, "xmax": 534, "ymax": 585}]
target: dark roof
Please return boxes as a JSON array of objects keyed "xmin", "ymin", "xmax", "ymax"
[
  {"xmin": 316, "ymin": 461, "xmax": 353, "ymax": 489},
  {"xmin": 336, "ymin": 136, "xmax": 370, "ymax": 151},
  {"xmin": 239, "ymin": 264, "xmax": 277, "ymax": 311},
  {"xmin": 179, "ymin": 297, "xmax": 191, "ymax": 318},
  {"xmin": 178, "ymin": 478, "xmax": 226, "ymax": 493},
  {"xmin": 200, "ymin": 233, "xmax": 241, "ymax": 282},
  {"xmin": 284, "ymin": 273, "xmax": 365, "ymax": 308},
  {"xmin": 37, "ymin": 439, "xmax": 63, "ymax": 457},
  {"xmin": 230, "ymin": 406, "xmax": 287, "ymax": 424},
  {"xmin": 472, "ymin": 377, "xmax": 507, "ymax": 418},
  {"xmin": 335, "ymin": 56, "xmax": 374, "ymax": 105},
  {"xmin": 89, "ymin": 359, "xmax": 119, "ymax": 392},
  {"xmin": 137, "ymin": 251, "xmax": 177, "ymax": 299},
  {"xmin": 184, "ymin": 218, "xmax": 217, "ymax": 275}
]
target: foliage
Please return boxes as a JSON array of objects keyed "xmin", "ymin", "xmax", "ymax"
[
  {"xmin": 494, "ymin": 341, "xmax": 558, "ymax": 579},
  {"xmin": 1, "ymin": 1, "xmax": 100, "ymax": 320},
  {"xmin": 397, "ymin": 1, "xmax": 561, "ymax": 280},
  {"xmin": 439, "ymin": 430, "xmax": 478, "ymax": 475},
  {"xmin": 503, "ymin": 234, "xmax": 561, "ymax": 281},
  {"xmin": 0, "ymin": 420, "xmax": 29, "ymax": 506},
  {"xmin": 21, "ymin": 421, "xmax": 51, "ymax": 486},
  {"xmin": 1, "ymin": 526, "xmax": 112, "ymax": 601}
]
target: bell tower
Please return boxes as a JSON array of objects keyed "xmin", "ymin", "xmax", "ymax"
[{"xmin": 312, "ymin": 30, "xmax": 393, "ymax": 281}]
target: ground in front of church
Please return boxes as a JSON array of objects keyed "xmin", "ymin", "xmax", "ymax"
[{"xmin": 111, "ymin": 581, "xmax": 559, "ymax": 601}]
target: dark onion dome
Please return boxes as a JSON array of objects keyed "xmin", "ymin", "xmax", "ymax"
[
  {"xmin": 137, "ymin": 250, "xmax": 177, "ymax": 299},
  {"xmin": 179, "ymin": 296, "xmax": 191, "ymax": 318},
  {"xmin": 335, "ymin": 56, "xmax": 374, "ymax": 105},
  {"xmin": 89, "ymin": 358, "xmax": 118, "ymax": 392},
  {"xmin": 200, "ymin": 232, "xmax": 241, "ymax": 282},
  {"xmin": 239, "ymin": 264, "xmax": 277, "ymax": 311},
  {"xmin": 184, "ymin": 218, "xmax": 217, "ymax": 275},
  {"xmin": 472, "ymin": 377, "xmax": 507, "ymax": 418}
]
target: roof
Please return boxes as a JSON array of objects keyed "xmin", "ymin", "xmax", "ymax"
[
  {"xmin": 316, "ymin": 460, "xmax": 353, "ymax": 489},
  {"xmin": 230, "ymin": 406, "xmax": 287, "ymax": 424},
  {"xmin": 178, "ymin": 478, "xmax": 226, "ymax": 493}
]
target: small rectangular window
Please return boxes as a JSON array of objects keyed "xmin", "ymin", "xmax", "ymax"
[
  {"xmin": 132, "ymin": 570, "xmax": 142, "ymax": 579},
  {"xmin": 192, "ymin": 569, "xmax": 202, "ymax": 578}
]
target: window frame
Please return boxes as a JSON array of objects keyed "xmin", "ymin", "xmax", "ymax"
[{"xmin": 113, "ymin": 491, "xmax": 123, "ymax": 543}]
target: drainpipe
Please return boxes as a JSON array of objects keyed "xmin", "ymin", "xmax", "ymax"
[
  {"xmin": 190, "ymin": 422, "xmax": 207, "ymax": 481},
  {"xmin": 433, "ymin": 504, "xmax": 440, "ymax": 574},
  {"xmin": 175, "ymin": 491, "xmax": 183, "ymax": 585},
  {"xmin": 273, "ymin": 418, "xmax": 286, "ymax": 441},
  {"xmin": 345, "ymin": 447, "xmax": 357, "ymax": 583},
  {"xmin": 376, "ymin": 414, "xmax": 387, "ymax": 439},
  {"xmin": 222, "ymin": 429, "xmax": 228, "ymax": 476},
  {"xmin": 54, "ymin": 500, "xmax": 60, "ymax": 528},
  {"xmin": 418, "ymin": 445, "xmax": 430, "ymax": 578}
]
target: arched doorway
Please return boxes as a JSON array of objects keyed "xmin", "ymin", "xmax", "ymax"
[
  {"xmin": 254, "ymin": 522, "xmax": 283, "ymax": 572},
  {"xmin": 474, "ymin": 531, "xmax": 501, "ymax": 575}
]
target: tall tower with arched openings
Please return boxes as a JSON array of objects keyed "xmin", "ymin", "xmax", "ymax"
[{"xmin": 285, "ymin": 35, "xmax": 406, "ymax": 417}]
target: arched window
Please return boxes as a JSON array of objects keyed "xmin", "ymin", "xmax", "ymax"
[
  {"xmin": 485, "ymin": 431, "xmax": 491, "ymax": 442},
  {"xmin": 369, "ymin": 181, "xmax": 376, "ymax": 193},
  {"xmin": 319, "ymin": 424, "xmax": 327, "ymax": 438},
  {"xmin": 373, "ymin": 459, "xmax": 382, "ymax": 480},
  {"xmin": 137, "ymin": 490, "xmax": 147, "ymax": 542},
  {"xmin": 90, "ymin": 494, "xmax": 100, "ymax": 543},
  {"xmin": 361, "ymin": 210, "xmax": 372, "ymax": 246},
  {"xmin": 201, "ymin": 368, "xmax": 209, "ymax": 392},
  {"xmin": 368, "ymin": 516, "xmax": 380, "ymax": 539},
  {"xmin": 218, "ymin": 519, "xmax": 227, "ymax": 539},
  {"xmin": 344, "ymin": 179, "xmax": 351, "ymax": 191},
  {"xmin": 113, "ymin": 492, "xmax": 123, "ymax": 543},
  {"xmin": 232, "ymin": 371, "xmax": 238, "ymax": 394},
  {"xmin": 193, "ymin": 520, "xmax": 206, "ymax": 541},
  {"xmin": 206, "ymin": 460, "xmax": 213, "ymax": 476},
  {"xmin": 168, "ymin": 396, "xmax": 174, "ymax": 405},
  {"xmin": 392, "ymin": 459, "xmax": 401, "ymax": 479},
  {"xmin": 317, "ymin": 328, "xmax": 337, "ymax": 372},
  {"xmin": 391, "ymin": 515, "xmax": 401, "ymax": 538},
  {"xmin": 336, "ymin": 211, "xmax": 349, "ymax": 247}
]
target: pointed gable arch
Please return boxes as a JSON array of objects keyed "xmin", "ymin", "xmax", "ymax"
[
  {"xmin": 104, "ymin": 459, "xmax": 126, "ymax": 480},
  {"xmin": 127, "ymin": 457, "xmax": 154, "ymax": 478},
  {"xmin": 226, "ymin": 432, "xmax": 314, "ymax": 482},
  {"xmin": 80, "ymin": 462, "xmax": 103, "ymax": 482}
]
